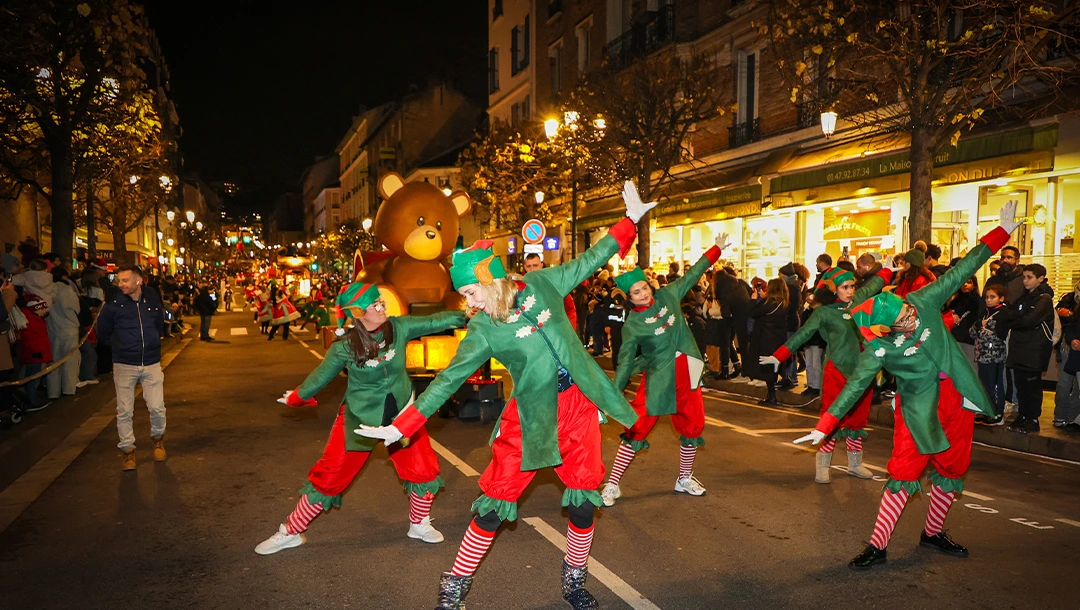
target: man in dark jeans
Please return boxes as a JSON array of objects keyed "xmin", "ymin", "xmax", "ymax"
[
  {"xmin": 195, "ymin": 284, "xmax": 218, "ymax": 342},
  {"xmin": 1000, "ymin": 264, "xmax": 1055, "ymax": 434}
]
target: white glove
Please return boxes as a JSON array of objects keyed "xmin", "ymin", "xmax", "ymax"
[
  {"xmin": 354, "ymin": 424, "xmax": 404, "ymax": 445},
  {"xmin": 276, "ymin": 391, "xmax": 293, "ymax": 405},
  {"xmin": 622, "ymin": 181, "xmax": 658, "ymax": 223},
  {"xmin": 759, "ymin": 355, "xmax": 780, "ymax": 371},
  {"xmin": 714, "ymin": 232, "xmax": 732, "ymax": 251},
  {"xmin": 793, "ymin": 430, "xmax": 826, "ymax": 445},
  {"xmin": 999, "ymin": 199, "xmax": 1022, "ymax": 234}
]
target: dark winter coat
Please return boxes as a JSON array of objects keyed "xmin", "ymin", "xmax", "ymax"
[
  {"xmin": 999, "ymin": 281, "xmax": 1055, "ymax": 373},
  {"xmin": 948, "ymin": 289, "xmax": 983, "ymax": 346},
  {"xmin": 1062, "ymin": 312, "xmax": 1080, "ymax": 375},
  {"xmin": 783, "ymin": 277, "xmax": 803, "ymax": 333},
  {"xmin": 970, "ymin": 304, "xmax": 1007, "ymax": 364},
  {"xmin": 746, "ymin": 297, "xmax": 788, "ymax": 380},
  {"xmin": 991, "ymin": 265, "xmax": 1026, "ymax": 303},
  {"xmin": 97, "ymin": 286, "xmax": 165, "ymax": 367},
  {"xmin": 711, "ymin": 271, "xmax": 750, "ymax": 321},
  {"xmin": 195, "ymin": 290, "xmax": 218, "ymax": 316}
]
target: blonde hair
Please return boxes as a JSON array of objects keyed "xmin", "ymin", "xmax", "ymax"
[{"xmin": 474, "ymin": 276, "xmax": 520, "ymax": 322}]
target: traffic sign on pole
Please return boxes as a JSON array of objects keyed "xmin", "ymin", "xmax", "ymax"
[{"xmin": 522, "ymin": 219, "xmax": 546, "ymax": 244}]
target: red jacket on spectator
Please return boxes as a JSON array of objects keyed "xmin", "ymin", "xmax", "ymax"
[{"xmin": 17, "ymin": 305, "xmax": 53, "ymax": 364}]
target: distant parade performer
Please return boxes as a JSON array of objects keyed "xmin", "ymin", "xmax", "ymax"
[
  {"xmin": 795, "ymin": 201, "xmax": 1021, "ymax": 570},
  {"xmin": 357, "ymin": 181, "xmax": 652, "ymax": 610},
  {"xmin": 759, "ymin": 264, "xmax": 893, "ymax": 483},
  {"xmin": 255, "ymin": 285, "xmax": 271, "ymax": 333},
  {"xmin": 254, "ymin": 282, "xmax": 467, "ymax": 556},
  {"xmin": 299, "ymin": 287, "xmax": 331, "ymax": 331},
  {"xmin": 267, "ymin": 282, "xmax": 300, "ymax": 340},
  {"xmin": 599, "ymin": 231, "xmax": 732, "ymax": 507}
]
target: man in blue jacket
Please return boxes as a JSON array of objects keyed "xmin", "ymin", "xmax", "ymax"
[{"xmin": 97, "ymin": 265, "xmax": 167, "ymax": 471}]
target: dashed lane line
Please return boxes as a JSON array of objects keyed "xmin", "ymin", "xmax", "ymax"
[
  {"xmin": 428, "ymin": 439, "xmax": 480, "ymax": 477},
  {"xmin": 230, "ymin": 327, "xmax": 248, "ymax": 336},
  {"xmin": 971, "ymin": 441, "xmax": 1080, "ymax": 467},
  {"xmin": 308, "ymin": 349, "xmax": 323, "ymax": 361},
  {"xmin": 298, "ymin": 341, "xmax": 310, "ymax": 348},
  {"xmin": 0, "ymin": 339, "xmax": 193, "ymax": 534},
  {"xmin": 1056, "ymin": 518, "xmax": 1080, "ymax": 528},
  {"xmin": 209, "ymin": 328, "xmax": 218, "ymax": 337}
]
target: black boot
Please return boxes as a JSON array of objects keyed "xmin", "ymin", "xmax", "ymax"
[
  {"xmin": 561, "ymin": 560, "xmax": 599, "ymax": 609},
  {"xmin": 848, "ymin": 544, "xmax": 887, "ymax": 570},
  {"xmin": 434, "ymin": 572, "xmax": 473, "ymax": 610},
  {"xmin": 759, "ymin": 387, "xmax": 778, "ymax": 406},
  {"xmin": 920, "ymin": 530, "xmax": 969, "ymax": 557}
]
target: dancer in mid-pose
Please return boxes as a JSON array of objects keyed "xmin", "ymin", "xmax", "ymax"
[
  {"xmin": 254, "ymin": 282, "xmax": 466, "ymax": 555},
  {"xmin": 795, "ymin": 200, "xmax": 1021, "ymax": 569},
  {"xmin": 599, "ymin": 232, "xmax": 731, "ymax": 507},
  {"xmin": 760, "ymin": 264, "xmax": 892, "ymax": 483},
  {"xmin": 358, "ymin": 181, "xmax": 651, "ymax": 610}
]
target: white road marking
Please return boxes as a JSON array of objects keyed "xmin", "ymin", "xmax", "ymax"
[
  {"xmin": 428, "ymin": 439, "xmax": 480, "ymax": 477},
  {"xmin": 291, "ymin": 327, "xmax": 309, "ymax": 333},
  {"xmin": 962, "ymin": 490, "xmax": 995, "ymax": 501},
  {"xmin": 971, "ymin": 441, "xmax": 1080, "ymax": 467},
  {"xmin": 523, "ymin": 517, "xmax": 662, "ymax": 610},
  {"xmin": 230, "ymin": 327, "xmax": 248, "ymax": 336},
  {"xmin": 754, "ymin": 428, "xmax": 817, "ymax": 435},
  {"xmin": 308, "ymin": 349, "xmax": 323, "ymax": 360},
  {"xmin": 704, "ymin": 415, "xmax": 760, "ymax": 437},
  {"xmin": 0, "ymin": 339, "xmax": 193, "ymax": 533},
  {"xmin": 298, "ymin": 341, "xmax": 310, "ymax": 348},
  {"xmin": 1010, "ymin": 517, "xmax": 1054, "ymax": 530},
  {"xmin": 1055, "ymin": 518, "xmax": 1080, "ymax": 528},
  {"xmin": 209, "ymin": 328, "xmax": 218, "ymax": 337}
]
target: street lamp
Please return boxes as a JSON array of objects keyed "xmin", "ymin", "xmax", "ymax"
[
  {"xmin": 180, "ymin": 247, "xmax": 185, "ymax": 253},
  {"xmin": 820, "ymin": 111, "xmax": 838, "ymax": 138},
  {"xmin": 196, "ymin": 221, "xmax": 203, "ymax": 230},
  {"xmin": 545, "ymin": 113, "xmax": 592, "ymax": 257},
  {"xmin": 362, "ymin": 218, "xmax": 373, "ymax": 231},
  {"xmin": 157, "ymin": 231, "xmax": 164, "ymax": 240},
  {"xmin": 180, "ymin": 222, "xmax": 187, "ymax": 229},
  {"xmin": 544, "ymin": 118, "xmax": 560, "ymax": 139},
  {"xmin": 166, "ymin": 210, "xmax": 175, "ymax": 222},
  {"xmin": 535, "ymin": 191, "xmax": 545, "ymax": 204},
  {"xmin": 159, "ymin": 175, "xmax": 173, "ymax": 193},
  {"xmin": 186, "ymin": 210, "xmax": 195, "ymax": 223},
  {"xmin": 166, "ymin": 238, "xmax": 175, "ymax": 246},
  {"xmin": 128, "ymin": 175, "xmax": 139, "ymax": 185}
]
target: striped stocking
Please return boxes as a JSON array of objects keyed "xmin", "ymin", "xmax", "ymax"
[
  {"xmin": 409, "ymin": 492, "xmax": 434, "ymax": 525},
  {"xmin": 845, "ymin": 436, "xmax": 864, "ymax": 452},
  {"xmin": 924, "ymin": 485, "xmax": 956, "ymax": 536},
  {"xmin": 606, "ymin": 443, "xmax": 636, "ymax": 486},
  {"xmin": 565, "ymin": 522, "xmax": 595, "ymax": 568},
  {"xmin": 285, "ymin": 495, "xmax": 323, "ymax": 535},
  {"xmin": 869, "ymin": 488, "xmax": 910, "ymax": 550},
  {"xmin": 819, "ymin": 438, "xmax": 837, "ymax": 454},
  {"xmin": 450, "ymin": 520, "xmax": 497, "ymax": 577},
  {"xmin": 679, "ymin": 445, "xmax": 696, "ymax": 479}
]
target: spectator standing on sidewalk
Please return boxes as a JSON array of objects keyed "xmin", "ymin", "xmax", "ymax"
[
  {"xmin": 97, "ymin": 265, "xmax": 167, "ymax": 471},
  {"xmin": 75, "ymin": 259, "xmax": 107, "ymax": 386},
  {"xmin": 195, "ymin": 284, "xmax": 218, "ymax": 341},
  {"xmin": 45, "ymin": 267, "xmax": 82, "ymax": 400},
  {"xmin": 947, "ymin": 276, "xmax": 983, "ymax": 366},
  {"xmin": 747, "ymin": 279, "xmax": 789, "ymax": 406},
  {"xmin": 972, "ymin": 284, "xmax": 1009, "ymax": 425},
  {"xmin": 991, "ymin": 245, "xmax": 1025, "ymax": 302},
  {"xmin": 999, "ymin": 264, "xmax": 1055, "ymax": 434}
]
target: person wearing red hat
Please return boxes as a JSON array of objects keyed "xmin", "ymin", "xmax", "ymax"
[
  {"xmin": 356, "ymin": 181, "xmax": 652, "ymax": 610},
  {"xmin": 795, "ymin": 200, "xmax": 1022, "ymax": 569},
  {"xmin": 254, "ymin": 282, "xmax": 466, "ymax": 556},
  {"xmin": 759, "ymin": 264, "xmax": 893, "ymax": 483}
]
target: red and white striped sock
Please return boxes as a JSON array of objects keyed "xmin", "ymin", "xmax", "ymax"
[
  {"xmin": 869, "ymin": 489, "xmax": 910, "ymax": 550},
  {"xmin": 678, "ymin": 445, "xmax": 696, "ymax": 479},
  {"xmin": 409, "ymin": 492, "xmax": 434, "ymax": 525},
  {"xmin": 924, "ymin": 485, "xmax": 956, "ymax": 536},
  {"xmin": 845, "ymin": 437, "xmax": 863, "ymax": 452},
  {"xmin": 819, "ymin": 438, "xmax": 836, "ymax": 454},
  {"xmin": 565, "ymin": 522, "xmax": 595, "ymax": 568},
  {"xmin": 450, "ymin": 520, "xmax": 497, "ymax": 577},
  {"xmin": 607, "ymin": 443, "xmax": 636, "ymax": 486},
  {"xmin": 285, "ymin": 495, "xmax": 323, "ymax": 535}
]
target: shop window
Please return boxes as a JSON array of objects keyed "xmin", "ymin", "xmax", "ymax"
[
  {"xmin": 576, "ymin": 17, "xmax": 593, "ymax": 72},
  {"xmin": 549, "ymin": 40, "xmax": 564, "ymax": 94},
  {"xmin": 488, "ymin": 47, "xmax": 500, "ymax": 93}
]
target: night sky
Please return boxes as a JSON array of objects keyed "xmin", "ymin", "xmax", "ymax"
[{"xmin": 142, "ymin": 1, "xmax": 487, "ymax": 213}]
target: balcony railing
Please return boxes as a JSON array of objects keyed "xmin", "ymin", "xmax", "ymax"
[
  {"xmin": 796, "ymin": 102, "xmax": 820, "ymax": 130},
  {"xmin": 603, "ymin": 5, "xmax": 676, "ymax": 71},
  {"xmin": 728, "ymin": 118, "xmax": 761, "ymax": 148}
]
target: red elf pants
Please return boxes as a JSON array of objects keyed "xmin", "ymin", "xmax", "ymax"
[
  {"xmin": 887, "ymin": 377, "xmax": 975, "ymax": 486},
  {"xmin": 820, "ymin": 360, "xmax": 872, "ymax": 432},
  {"xmin": 622, "ymin": 354, "xmax": 705, "ymax": 443}
]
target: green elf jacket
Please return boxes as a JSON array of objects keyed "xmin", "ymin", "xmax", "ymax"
[
  {"xmin": 394, "ymin": 218, "xmax": 641, "ymax": 472},
  {"xmin": 612, "ymin": 245, "xmax": 721, "ymax": 416},
  {"xmin": 772, "ymin": 267, "xmax": 892, "ymax": 377},
  {"xmin": 296, "ymin": 310, "xmax": 467, "ymax": 452},
  {"xmin": 817, "ymin": 227, "xmax": 1010, "ymax": 455}
]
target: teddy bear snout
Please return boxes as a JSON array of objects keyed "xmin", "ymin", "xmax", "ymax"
[{"xmin": 426, "ymin": 230, "xmax": 436, "ymax": 239}]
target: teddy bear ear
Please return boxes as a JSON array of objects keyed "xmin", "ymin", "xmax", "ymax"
[
  {"xmin": 450, "ymin": 191, "xmax": 471, "ymax": 216},
  {"xmin": 379, "ymin": 172, "xmax": 405, "ymax": 200}
]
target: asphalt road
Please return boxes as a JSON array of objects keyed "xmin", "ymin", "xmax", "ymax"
[{"xmin": 0, "ymin": 309, "xmax": 1077, "ymax": 609}]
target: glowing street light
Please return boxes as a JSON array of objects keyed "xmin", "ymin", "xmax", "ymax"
[
  {"xmin": 180, "ymin": 247, "xmax": 185, "ymax": 253},
  {"xmin": 195, "ymin": 221, "xmax": 203, "ymax": 230},
  {"xmin": 166, "ymin": 210, "xmax": 175, "ymax": 222},
  {"xmin": 185, "ymin": 210, "xmax": 195, "ymax": 223},
  {"xmin": 156, "ymin": 231, "xmax": 164, "ymax": 240},
  {"xmin": 166, "ymin": 238, "xmax": 175, "ymax": 246},
  {"xmin": 535, "ymin": 191, "xmax": 545, "ymax": 204},
  {"xmin": 544, "ymin": 118, "xmax": 560, "ymax": 139},
  {"xmin": 362, "ymin": 218, "xmax": 373, "ymax": 231},
  {"xmin": 128, "ymin": 175, "xmax": 139, "ymax": 184},
  {"xmin": 820, "ymin": 111, "xmax": 838, "ymax": 138},
  {"xmin": 159, "ymin": 175, "xmax": 173, "ymax": 193},
  {"xmin": 442, "ymin": 188, "xmax": 452, "ymax": 196}
]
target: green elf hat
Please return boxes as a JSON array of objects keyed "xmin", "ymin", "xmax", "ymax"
[
  {"xmin": 450, "ymin": 240, "xmax": 506, "ymax": 289},
  {"xmin": 334, "ymin": 282, "xmax": 380, "ymax": 336},
  {"xmin": 850, "ymin": 291, "xmax": 905, "ymax": 343},
  {"xmin": 614, "ymin": 267, "xmax": 648, "ymax": 294},
  {"xmin": 816, "ymin": 267, "xmax": 855, "ymax": 293}
]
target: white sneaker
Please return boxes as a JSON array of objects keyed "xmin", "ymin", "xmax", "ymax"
[
  {"xmin": 749, "ymin": 379, "xmax": 766, "ymax": 387},
  {"xmin": 407, "ymin": 516, "xmax": 444, "ymax": 543},
  {"xmin": 254, "ymin": 524, "xmax": 304, "ymax": 555},
  {"xmin": 730, "ymin": 375, "xmax": 751, "ymax": 384},
  {"xmin": 76, "ymin": 379, "xmax": 100, "ymax": 388},
  {"xmin": 601, "ymin": 482, "xmax": 622, "ymax": 507},
  {"xmin": 675, "ymin": 475, "xmax": 706, "ymax": 496}
]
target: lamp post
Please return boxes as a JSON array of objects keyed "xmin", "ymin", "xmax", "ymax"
[
  {"xmin": 544, "ymin": 112, "xmax": 604, "ymax": 258},
  {"xmin": 820, "ymin": 111, "xmax": 838, "ymax": 138},
  {"xmin": 157, "ymin": 175, "xmax": 173, "ymax": 266}
]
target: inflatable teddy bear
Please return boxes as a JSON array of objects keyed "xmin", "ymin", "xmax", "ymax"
[{"xmin": 355, "ymin": 171, "xmax": 471, "ymax": 315}]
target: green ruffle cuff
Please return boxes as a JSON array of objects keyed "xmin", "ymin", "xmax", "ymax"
[
  {"xmin": 299, "ymin": 481, "xmax": 342, "ymax": 511},
  {"xmin": 618, "ymin": 433, "xmax": 650, "ymax": 452},
  {"xmin": 679, "ymin": 435, "xmax": 705, "ymax": 448},
  {"xmin": 403, "ymin": 476, "xmax": 445, "ymax": 498},
  {"xmin": 472, "ymin": 495, "xmax": 518, "ymax": 522},
  {"xmin": 834, "ymin": 427, "xmax": 869, "ymax": 441},
  {"xmin": 884, "ymin": 478, "xmax": 922, "ymax": 496},
  {"xmin": 928, "ymin": 469, "xmax": 965, "ymax": 493},
  {"xmin": 562, "ymin": 488, "xmax": 603, "ymax": 510}
]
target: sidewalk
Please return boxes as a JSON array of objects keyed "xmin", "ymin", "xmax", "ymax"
[{"xmin": 592, "ymin": 354, "xmax": 1080, "ymax": 463}]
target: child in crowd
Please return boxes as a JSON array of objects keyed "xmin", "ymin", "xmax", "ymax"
[{"xmin": 972, "ymin": 284, "xmax": 1008, "ymax": 425}]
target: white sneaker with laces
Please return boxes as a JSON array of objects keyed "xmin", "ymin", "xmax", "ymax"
[
  {"xmin": 601, "ymin": 482, "xmax": 622, "ymax": 507},
  {"xmin": 254, "ymin": 524, "xmax": 304, "ymax": 555},
  {"xmin": 407, "ymin": 516, "xmax": 444, "ymax": 543},
  {"xmin": 674, "ymin": 475, "xmax": 706, "ymax": 496}
]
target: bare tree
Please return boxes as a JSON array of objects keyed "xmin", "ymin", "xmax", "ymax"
[{"xmin": 768, "ymin": 0, "xmax": 1080, "ymax": 243}]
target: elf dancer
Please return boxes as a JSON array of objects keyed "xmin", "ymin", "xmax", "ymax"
[
  {"xmin": 794, "ymin": 200, "xmax": 1022, "ymax": 569},
  {"xmin": 254, "ymin": 282, "xmax": 466, "ymax": 555},
  {"xmin": 358, "ymin": 181, "xmax": 650, "ymax": 610},
  {"xmin": 760, "ymin": 264, "xmax": 893, "ymax": 483},
  {"xmin": 267, "ymin": 284, "xmax": 300, "ymax": 341},
  {"xmin": 599, "ymin": 232, "xmax": 732, "ymax": 507},
  {"xmin": 255, "ymin": 286, "xmax": 272, "ymax": 333}
]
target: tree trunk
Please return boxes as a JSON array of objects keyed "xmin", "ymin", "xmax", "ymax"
[
  {"xmin": 49, "ymin": 145, "xmax": 75, "ymax": 264},
  {"xmin": 908, "ymin": 127, "xmax": 935, "ymax": 246},
  {"xmin": 635, "ymin": 166, "xmax": 653, "ymax": 268},
  {"xmin": 112, "ymin": 225, "xmax": 133, "ymax": 266}
]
